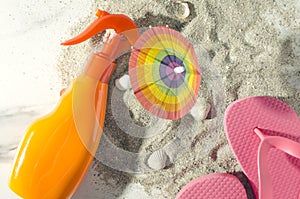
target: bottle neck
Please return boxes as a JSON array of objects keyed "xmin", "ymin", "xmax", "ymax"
[
  {"xmin": 84, "ymin": 35, "xmax": 121, "ymax": 83},
  {"xmin": 84, "ymin": 54, "xmax": 117, "ymax": 83}
]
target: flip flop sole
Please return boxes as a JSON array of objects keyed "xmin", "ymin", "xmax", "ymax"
[
  {"xmin": 224, "ymin": 96, "xmax": 300, "ymax": 199},
  {"xmin": 175, "ymin": 173, "xmax": 247, "ymax": 199}
]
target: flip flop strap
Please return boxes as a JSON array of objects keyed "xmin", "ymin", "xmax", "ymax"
[{"xmin": 254, "ymin": 128, "xmax": 300, "ymax": 199}]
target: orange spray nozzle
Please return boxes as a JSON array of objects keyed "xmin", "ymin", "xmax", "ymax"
[{"xmin": 61, "ymin": 9, "xmax": 139, "ymax": 46}]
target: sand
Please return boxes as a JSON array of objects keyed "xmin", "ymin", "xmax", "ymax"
[{"xmin": 20, "ymin": 0, "xmax": 300, "ymax": 198}]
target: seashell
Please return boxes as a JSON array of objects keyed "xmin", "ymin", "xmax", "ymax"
[
  {"xmin": 147, "ymin": 150, "xmax": 168, "ymax": 170},
  {"xmin": 115, "ymin": 74, "xmax": 131, "ymax": 91},
  {"xmin": 190, "ymin": 99, "xmax": 211, "ymax": 121},
  {"xmin": 175, "ymin": 1, "xmax": 190, "ymax": 19},
  {"xmin": 217, "ymin": 144, "xmax": 234, "ymax": 161}
]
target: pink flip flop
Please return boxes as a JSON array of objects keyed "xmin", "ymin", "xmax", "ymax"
[
  {"xmin": 175, "ymin": 173, "xmax": 247, "ymax": 199},
  {"xmin": 225, "ymin": 96, "xmax": 300, "ymax": 199}
]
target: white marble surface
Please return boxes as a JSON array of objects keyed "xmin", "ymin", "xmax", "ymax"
[{"xmin": 0, "ymin": 0, "xmax": 92, "ymax": 198}]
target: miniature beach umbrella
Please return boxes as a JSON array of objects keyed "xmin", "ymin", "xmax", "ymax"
[{"xmin": 129, "ymin": 26, "xmax": 201, "ymax": 120}]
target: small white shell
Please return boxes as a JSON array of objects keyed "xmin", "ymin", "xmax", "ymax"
[
  {"xmin": 175, "ymin": 1, "xmax": 190, "ymax": 19},
  {"xmin": 103, "ymin": 29, "xmax": 117, "ymax": 42},
  {"xmin": 217, "ymin": 144, "xmax": 233, "ymax": 160},
  {"xmin": 190, "ymin": 99, "xmax": 211, "ymax": 121},
  {"xmin": 147, "ymin": 150, "xmax": 168, "ymax": 170},
  {"xmin": 115, "ymin": 74, "xmax": 131, "ymax": 91}
]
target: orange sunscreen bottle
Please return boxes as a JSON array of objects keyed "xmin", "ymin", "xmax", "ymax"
[{"xmin": 9, "ymin": 10, "xmax": 138, "ymax": 199}]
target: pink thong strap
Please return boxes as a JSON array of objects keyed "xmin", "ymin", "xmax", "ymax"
[{"xmin": 254, "ymin": 128, "xmax": 300, "ymax": 199}]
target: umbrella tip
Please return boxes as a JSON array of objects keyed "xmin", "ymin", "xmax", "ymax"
[{"xmin": 174, "ymin": 66, "xmax": 185, "ymax": 74}]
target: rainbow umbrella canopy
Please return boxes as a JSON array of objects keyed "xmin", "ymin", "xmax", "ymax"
[{"xmin": 129, "ymin": 26, "xmax": 201, "ymax": 120}]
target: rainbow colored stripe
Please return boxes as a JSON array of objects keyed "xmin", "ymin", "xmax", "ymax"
[{"xmin": 129, "ymin": 27, "xmax": 201, "ymax": 120}]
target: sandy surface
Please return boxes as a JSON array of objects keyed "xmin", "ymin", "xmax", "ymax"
[
  {"xmin": 1, "ymin": 0, "xmax": 299, "ymax": 198},
  {"xmin": 57, "ymin": 1, "xmax": 300, "ymax": 198}
]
